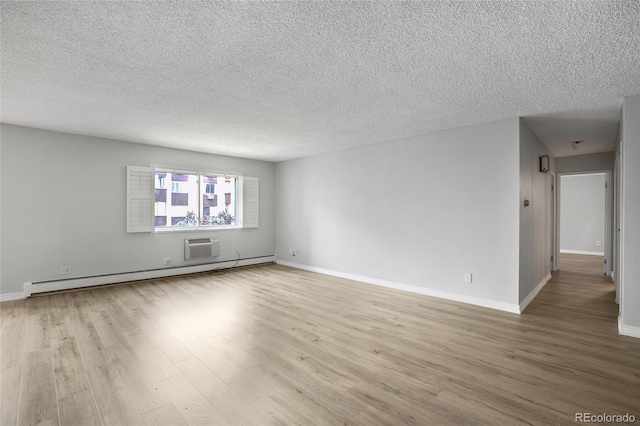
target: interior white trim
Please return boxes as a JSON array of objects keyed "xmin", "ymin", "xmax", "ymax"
[
  {"xmin": 25, "ymin": 256, "xmax": 276, "ymax": 297},
  {"xmin": 560, "ymin": 172, "xmax": 607, "ymax": 178},
  {"xmin": 0, "ymin": 291, "xmax": 27, "ymax": 302},
  {"xmin": 519, "ymin": 273, "xmax": 552, "ymax": 313},
  {"xmin": 277, "ymin": 260, "xmax": 521, "ymax": 314},
  {"xmin": 619, "ymin": 317, "xmax": 640, "ymax": 339},
  {"xmin": 559, "ymin": 249, "xmax": 605, "ymax": 256}
]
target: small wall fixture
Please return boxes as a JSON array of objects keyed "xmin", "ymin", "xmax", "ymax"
[{"xmin": 539, "ymin": 154, "xmax": 550, "ymax": 173}]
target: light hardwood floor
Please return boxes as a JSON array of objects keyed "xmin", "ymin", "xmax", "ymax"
[
  {"xmin": 1, "ymin": 263, "xmax": 638, "ymax": 425},
  {"xmin": 559, "ymin": 252, "xmax": 606, "ymax": 275}
]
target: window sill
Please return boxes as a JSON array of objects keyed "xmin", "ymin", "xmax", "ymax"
[{"xmin": 155, "ymin": 225, "xmax": 241, "ymax": 233}]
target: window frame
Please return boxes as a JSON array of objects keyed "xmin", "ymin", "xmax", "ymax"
[
  {"xmin": 126, "ymin": 164, "xmax": 258, "ymax": 234},
  {"xmin": 153, "ymin": 166, "xmax": 241, "ymax": 233}
]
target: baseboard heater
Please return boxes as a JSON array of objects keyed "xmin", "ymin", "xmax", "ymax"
[{"xmin": 26, "ymin": 255, "xmax": 276, "ymax": 297}]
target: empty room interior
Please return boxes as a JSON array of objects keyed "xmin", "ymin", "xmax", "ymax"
[{"xmin": 1, "ymin": 2, "xmax": 640, "ymax": 425}]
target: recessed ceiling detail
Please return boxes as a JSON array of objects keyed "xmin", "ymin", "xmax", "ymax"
[{"xmin": 1, "ymin": 1, "xmax": 639, "ymax": 161}]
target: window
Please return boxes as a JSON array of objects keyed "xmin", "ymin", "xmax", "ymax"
[
  {"xmin": 154, "ymin": 169, "xmax": 237, "ymax": 230},
  {"xmin": 171, "ymin": 192, "xmax": 189, "ymax": 206},
  {"xmin": 126, "ymin": 165, "xmax": 258, "ymax": 233}
]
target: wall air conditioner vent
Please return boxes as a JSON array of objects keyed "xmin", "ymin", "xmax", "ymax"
[{"xmin": 184, "ymin": 237, "xmax": 220, "ymax": 260}]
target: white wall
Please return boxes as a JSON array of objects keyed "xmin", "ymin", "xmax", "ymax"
[
  {"xmin": 0, "ymin": 130, "xmax": 2, "ymax": 296},
  {"xmin": 614, "ymin": 120, "xmax": 622, "ymax": 301},
  {"xmin": 276, "ymin": 118, "xmax": 521, "ymax": 309},
  {"xmin": 519, "ymin": 120, "xmax": 554, "ymax": 304},
  {"xmin": 619, "ymin": 94, "xmax": 640, "ymax": 335},
  {"xmin": 555, "ymin": 152, "xmax": 615, "ymax": 174},
  {"xmin": 0, "ymin": 124, "xmax": 276, "ymax": 296},
  {"xmin": 559, "ymin": 174, "xmax": 605, "ymax": 255}
]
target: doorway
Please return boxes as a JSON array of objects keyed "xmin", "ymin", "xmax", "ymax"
[{"xmin": 557, "ymin": 172, "xmax": 611, "ymax": 276}]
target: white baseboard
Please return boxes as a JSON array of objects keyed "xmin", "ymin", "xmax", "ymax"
[
  {"xmin": 276, "ymin": 260, "xmax": 521, "ymax": 314},
  {"xmin": 7, "ymin": 256, "xmax": 276, "ymax": 299},
  {"xmin": 619, "ymin": 317, "xmax": 640, "ymax": 338},
  {"xmin": 559, "ymin": 249, "xmax": 605, "ymax": 256},
  {"xmin": 0, "ymin": 291, "xmax": 27, "ymax": 302},
  {"xmin": 519, "ymin": 273, "xmax": 551, "ymax": 313}
]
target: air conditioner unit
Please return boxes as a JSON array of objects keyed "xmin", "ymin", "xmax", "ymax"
[{"xmin": 184, "ymin": 237, "xmax": 219, "ymax": 260}]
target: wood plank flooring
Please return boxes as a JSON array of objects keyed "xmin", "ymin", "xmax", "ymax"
[
  {"xmin": 1, "ymin": 263, "xmax": 638, "ymax": 425},
  {"xmin": 559, "ymin": 252, "xmax": 605, "ymax": 275}
]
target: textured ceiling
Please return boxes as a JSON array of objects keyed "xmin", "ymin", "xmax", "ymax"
[{"xmin": 1, "ymin": 1, "xmax": 639, "ymax": 162}]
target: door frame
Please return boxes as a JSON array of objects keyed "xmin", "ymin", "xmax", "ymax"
[
  {"xmin": 549, "ymin": 173, "xmax": 557, "ymax": 272},
  {"xmin": 555, "ymin": 170, "xmax": 613, "ymax": 275}
]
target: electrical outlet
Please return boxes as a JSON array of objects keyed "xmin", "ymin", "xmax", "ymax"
[
  {"xmin": 60, "ymin": 266, "xmax": 71, "ymax": 275},
  {"xmin": 464, "ymin": 273, "xmax": 472, "ymax": 283},
  {"xmin": 162, "ymin": 257, "xmax": 171, "ymax": 265},
  {"xmin": 292, "ymin": 249, "xmax": 298, "ymax": 256}
]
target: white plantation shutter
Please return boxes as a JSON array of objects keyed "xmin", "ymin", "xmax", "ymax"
[
  {"xmin": 242, "ymin": 176, "xmax": 259, "ymax": 228},
  {"xmin": 127, "ymin": 166, "xmax": 154, "ymax": 232}
]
